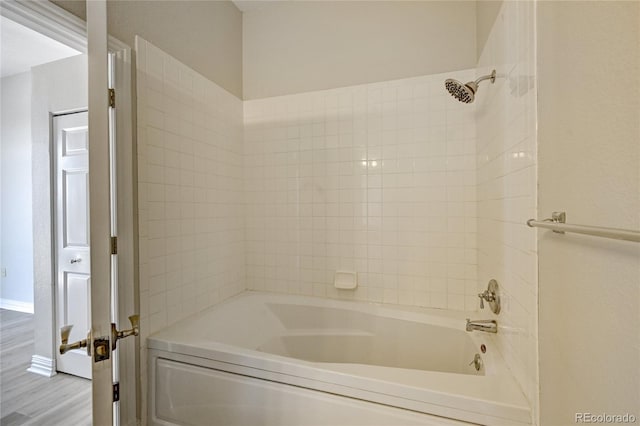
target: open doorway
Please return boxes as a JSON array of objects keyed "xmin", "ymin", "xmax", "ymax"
[
  {"xmin": 2, "ymin": 2, "xmax": 138, "ymax": 423},
  {"xmin": 0, "ymin": 9, "xmax": 92, "ymax": 424}
]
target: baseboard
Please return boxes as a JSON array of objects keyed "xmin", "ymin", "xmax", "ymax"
[
  {"xmin": 27, "ymin": 355, "xmax": 57, "ymax": 377},
  {"xmin": 0, "ymin": 298, "xmax": 34, "ymax": 313}
]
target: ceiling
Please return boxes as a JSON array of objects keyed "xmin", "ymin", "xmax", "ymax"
[{"xmin": 1, "ymin": 16, "xmax": 81, "ymax": 79}]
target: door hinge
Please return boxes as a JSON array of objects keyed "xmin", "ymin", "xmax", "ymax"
[
  {"xmin": 112, "ymin": 382, "xmax": 120, "ymax": 402},
  {"xmin": 108, "ymin": 88, "xmax": 115, "ymax": 108},
  {"xmin": 110, "ymin": 236, "xmax": 118, "ymax": 255}
]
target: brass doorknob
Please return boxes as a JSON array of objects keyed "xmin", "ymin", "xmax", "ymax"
[
  {"xmin": 110, "ymin": 314, "xmax": 140, "ymax": 350},
  {"xmin": 59, "ymin": 325, "xmax": 89, "ymax": 355},
  {"xmin": 128, "ymin": 314, "xmax": 139, "ymax": 331},
  {"xmin": 60, "ymin": 325, "xmax": 73, "ymax": 344}
]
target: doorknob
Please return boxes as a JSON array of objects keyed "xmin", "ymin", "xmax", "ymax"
[
  {"xmin": 110, "ymin": 314, "xmax": 139, "ymax": 350},
  {"xmin": 70, "ymin": 257, "xmax": 82, "ymax": 264},
  {"xmin": 60, "ymin": 325, "xmax": 111, "ymax": 362},
  {"xmin": 59, "ymin": 324, "xmax": 89, "ymax": 355}
]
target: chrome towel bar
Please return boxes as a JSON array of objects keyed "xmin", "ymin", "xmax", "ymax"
[{"xmin": 527, "ymin": 211, "xmax": 640, "ymax": 243}]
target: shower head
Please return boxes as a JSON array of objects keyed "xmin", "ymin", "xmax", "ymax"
[
  {"xmin": 445, "ymin": 79, "xmax": 477, "ymax": 103},
  {"xmin": 445, "ymin": 70, "xmax": 496, "ymax": 103}
]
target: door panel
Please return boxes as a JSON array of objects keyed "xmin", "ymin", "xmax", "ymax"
[
  {"xmin": 62, "ymin": 126, "xmax": 89, "ymax": 155},
  {"xmin": 63, "ymin": 170, "xmax": 89, "ymax": 246},
  {"xmin": 63, "ymin": 273, "xmax": 91, "ymax": 331},
  {"xmin": 55, "ymin": 111, "xmax": 92, "ymax": 379}
]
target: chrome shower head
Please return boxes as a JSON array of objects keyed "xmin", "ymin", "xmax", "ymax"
[
  {"xmin": 445, "ymin": 79, "xmax": 477, "ymax": 103},
  {"xmin": 445, "ymin": 70, "xmax": 496, "ymax": 104}
]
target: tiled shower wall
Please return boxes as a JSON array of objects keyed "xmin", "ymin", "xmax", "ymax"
[
  {"xmin": 475, "ymin": 1, "xmax": 538, "ymax": 421},
  {"xmin": 244, "ymin": 71, "xmax": 479, "ymax": 310},
  {"xmin": 135, "ymin": 20, "xmax": 538, "ymax": 421},
  {"xmin": 135, "ymin": 38, "xmax": 245, "ymax": 418}
]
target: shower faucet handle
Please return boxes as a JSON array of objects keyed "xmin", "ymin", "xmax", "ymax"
[
  {"xmin": 477, "ymin": 279, "xmax": 501, "ymax": 314},
  {"xmin": 477, "ymin": 289, "xmax": 495, "ymax": 307},
  {"xmin": 477, "ymin": 293, "xmax": 485, "ymax": 309}
]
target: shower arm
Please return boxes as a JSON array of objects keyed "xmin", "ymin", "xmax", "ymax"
[{"xmin": 474, "ymin": 70, "xmax": 497, "ymax": 85}]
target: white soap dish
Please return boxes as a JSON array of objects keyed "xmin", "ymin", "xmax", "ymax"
[{"xmin": 334, "ymin": 271, "xmax": 357, "ymax": 290}]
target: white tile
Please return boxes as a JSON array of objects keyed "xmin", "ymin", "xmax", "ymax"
[
  {"xmin": 137, "ymin": 37, "xmax": 245, "ymax": 422},
  {"xmin": 476, "ymin": 0, "xmax": 537, "ymax": 418}
]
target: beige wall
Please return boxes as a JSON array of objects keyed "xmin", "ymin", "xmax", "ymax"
[
  {"xmin": 537, "ymin": 2, "xmax": 640, "ymax": 424},
  {"xmin": 51, "ymin": 0, "xmax": 243, "ymax": 98},
  {"xmin": 475, "ymin": 1, "xmax": 502, "ymax": 61},
  {"xmin": 242, "ymin": 1, "xmax": 476, "ymax": 99}
]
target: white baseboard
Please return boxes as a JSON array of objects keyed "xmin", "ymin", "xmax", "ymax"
[
  {"xmin": 0, "ymin": 298, "xmax": 34, "ymax": 313},
  {"xmin": 27, "ymin": 355, "xmax": 57, "ymax": 377}
]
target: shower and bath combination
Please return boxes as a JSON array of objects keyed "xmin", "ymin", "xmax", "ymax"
[{"xmin": 445, "ymin": 69, "xmax": 497, "ymax": 103}]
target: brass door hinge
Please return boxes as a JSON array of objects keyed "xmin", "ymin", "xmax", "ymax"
[
  {"xmin": 108, "ymin": 88, "xmax": 115, "ymax": 108},
  {"xmin": 110, "ymin": 236, "xmax": 118, "ymax": 255},
  {"xmin": 112, "ymin": 382, "xmax": 120, "ymax": 402}
]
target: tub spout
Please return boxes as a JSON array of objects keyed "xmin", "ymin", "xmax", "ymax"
[{"xmin": 466, "ymin": 318, "xmax": 498, "ymax": 334}]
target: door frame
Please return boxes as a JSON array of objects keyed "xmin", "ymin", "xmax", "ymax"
[{"xmin": 0, "ymin": 2, "xmax": 138, "ymax": 425}]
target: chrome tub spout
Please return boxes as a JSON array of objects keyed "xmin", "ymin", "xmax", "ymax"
[{"xmin": 466, "ymin": 319, "xmax": 498, "ymax": 334}]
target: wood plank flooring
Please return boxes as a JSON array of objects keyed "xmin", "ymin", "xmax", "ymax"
[{"xmin": 0, "ymin": 309, "xmax": 91, "ymax": 426}]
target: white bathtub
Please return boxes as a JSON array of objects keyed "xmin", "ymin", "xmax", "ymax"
[{"xmin": 148, "ymin": 292, "xmax": 531, "ymax": 425}]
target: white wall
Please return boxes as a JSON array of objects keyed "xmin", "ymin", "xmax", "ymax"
[
  {"xmin": 135, "ymin": 37, "xmax": 245, "ymax": 423},
  {"xmin": 537, "ymin": 2, "xmax": 640, "ymax": 424},
  {"xmin": 244, "ymin": 69, "xmax": 478, "ymax": 309},
  {"xmin": 0, "ymin": 72, "xmax": 34, "ymax": 311},
  {"xmin": 30, "ymin": 54, "xmax": 87, "ymax": 374},
  {"xmin": 243, "ymin": 1, "xmax": 477, "ymax": 99},
  {"xmin": 51, "ymin": 0, "xmax": 244, "ymax": 98},
  {"xmin": 476, "ymin": 1, "xmax": 538, "ymax": 421}
]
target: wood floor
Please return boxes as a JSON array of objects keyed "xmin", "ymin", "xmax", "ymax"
[{"xmin": 0, "ymin": 309, "xmax": 91, "ymax": 426}]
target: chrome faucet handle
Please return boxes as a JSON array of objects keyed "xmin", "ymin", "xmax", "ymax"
[
  {"xmin": 477, "ymin": 293, "xmax": 485, "ymax": 309},
  {"xmin": 486, "ymin": 290, "xmax": 496, "ymax": 301},
  {"xmin": 477, "ymin": 280, "xmax": 501, "ymax": 314}
]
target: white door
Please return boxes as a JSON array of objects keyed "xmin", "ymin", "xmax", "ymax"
[
  {"xmin": 54, "ymin": 111, "xmax": 92, "ymax": 379},
  {"xmin": 86, "ymin": 2, "xmax": 116, "ymax": 423},
  {"xmin": 87, "ymin": 2, "xmax": 139, "ymax": 424}
]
